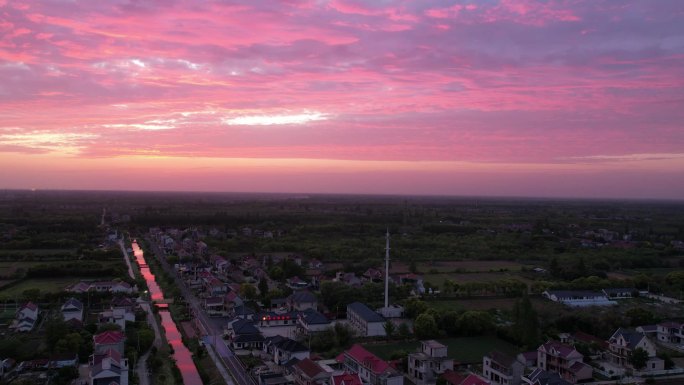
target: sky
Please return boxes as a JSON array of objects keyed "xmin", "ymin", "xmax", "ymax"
[{"xmin": 1, "ymin": 0, "xmax": 683, "ymax": 199}]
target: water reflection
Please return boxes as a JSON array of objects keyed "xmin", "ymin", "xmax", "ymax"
[{"xmin": 132, "ymin": 241, "xmax": 203, "ymax": 385}]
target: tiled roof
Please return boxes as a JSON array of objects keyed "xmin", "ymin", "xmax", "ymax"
[
  {"xmin": 441, "ymin": 369, "xmax": 466, "ymax": 385},
  {"xmin": 289, "ymin": 290, "xmax": 317, "ymax": 303},
  {"xmin": 461, "ymin": 374, "xmax": 489, "ymax": 385},
  {"xmin": 94, "ymin": 330, "xmax": 125, "ymax": 345},
  {"xmin": 301, "ymin": 309, "xmax": 330, "ymax": 325},
  {"xmin": 294, "ymin": 358, "xmax": 325, "ymax": 378},
  {"xmin": 347, "ymin": 302, "xmax": 385, "ymax": 323},
  {"xmin": 540, "ymin": 341, "xmax": 577, "ymax": 358},
  {"xmin": 62, "ymin": 297, "xmax": 83, "ymax": 311},
  {"xmin": 345, "ymin": 344, "xmax": 389, "ymax": 375},
  {"xmin": 610, "ymin": 328, "xmax": 646, "ymax": 350},
  {"xmin": 332, "ymin": 372, "xmax": 363, "ymax": 385},
  {"xmin": 487, "ymin": 350, "xmax": 516, "ymax": 367},
  {"xmin": 275, "ymin": 338, "xmax": 308, "ymax": 353}
]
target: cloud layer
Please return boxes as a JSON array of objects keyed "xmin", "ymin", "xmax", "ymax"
[{"xmin": 1, "ymin": 0, "xmax": 683, "ymax": 198}]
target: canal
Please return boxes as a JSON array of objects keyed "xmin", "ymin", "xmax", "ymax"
[{"xmin": 132, "ymin": 241, "xmax": 203, "ymax": 385}]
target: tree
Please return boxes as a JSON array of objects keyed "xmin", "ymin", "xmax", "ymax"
[
  {"xmin": 457, "ymin": 311, "xmax": 494, "ymax": 336},
  {"xmin": 404, "ymin": 298, "xmax": 428, "ymax": 319},
  {"xmin": 398, "ymin": 322, "xmax": 411, "ymax": 339},
  {"xmin": 383, "ymin": 320, "xmax": 396, "ymax": 340},
  {"xmin": 512, "ymin": 294, "xmax": 539, "ymax": 348},
  {"xmin": 258, "ymin": 278, "xmax": 269, "ymax": 298},
  {"xmin": 629, "ymin": 348, "xmax": 649, "ymax": 371},
  {"xmin": 46, "ymin": 318, "xmax": 69, "ymax": 352},
  {"xmin": 240, "ymin": 283, "xmax": 257, "ymax": 300},
  {"xmin": 414, "ymin": 313, "xmax": 439, "ymax": 339},
  {"xmin": 625, "ymin": 308, "xmax": 656, "ymax": 327},
  {"xmin": 409, "ymin": 260, "xmax": 418, "ymax": 274}
]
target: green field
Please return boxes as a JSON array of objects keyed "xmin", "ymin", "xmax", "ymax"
[
  {"xmin": 0, "ymin": 277, "xmax": 81, "ymax": 297},
  {"xmin": 364, "ymin": 336, "xmax": 519, "ymax": 363}
]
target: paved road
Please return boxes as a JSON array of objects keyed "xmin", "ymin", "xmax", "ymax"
[
  {"xmin": 118, "ymin": 239, "xmax": 135, "ymax": 280},
  {"xmin": 145, "ymin": 236, "xmax": 256, "ymax": 385}
]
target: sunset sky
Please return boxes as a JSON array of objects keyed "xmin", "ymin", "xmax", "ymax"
[{"xmin": 1, "ymin": 0, "xmax": 683, "ymax": 199}]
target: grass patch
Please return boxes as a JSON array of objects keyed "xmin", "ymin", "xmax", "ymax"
[
  {"xmin": 364, "ymin": 336, "xmax": 519, "ymax": 364},
  {"xmin": 0, "ymin": 277, "xmax": 104, "ymax": 297}
]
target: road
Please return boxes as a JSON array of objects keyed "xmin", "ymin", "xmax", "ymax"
[
  {"xmin": 118, "ymin": 239, "xmax": 135, "ymax": 280},
  {"xmin": 145, "ymin": 236, "xmax": 256, "ymax": 385}
]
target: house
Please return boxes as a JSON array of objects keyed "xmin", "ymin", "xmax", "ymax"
[
  {"xmin": 49, "ymin": 353, "xmax": 78, "ymax": 368},
  {"xmin": 537, "ymin": 341, "xmax": 592, "ymax": 383},
  {"xmin": 297, "ymin": 309, "xmax": 331, "ymax": 335},
  {"xmin": 483, "ymin": 350, "xmax": 523, "ymax": 385},
  {"xmin": 227, "ymin": 318, "xmax": 264, "ymax": 350},
  {"xmin": 90, "ymin": 281, "xmax": 134, "ymax": 294},
  {"xmin": 408, "ymin": 340, "xmax": 454, "ymax": 385},
  {"xmin": 225, "ymin": 290, "xmax": 244, "ymax": 309},
  {"xmin": 347, "ymin": 302, "xmax": 386, "ymax": 337},
  {"xmin": 288, "ymin": 290, "xmax": 318, "ymax": 311},
  {"xmin": 89, "ymin": 349, "xmax": 129, "ymax": 385},
  {"xmin": 332, "ymin": 372, "xmax": 363, "ymax": 385},
  {"xmin": 61, "ymin": 297, "xmax": 84, "ymax": 323},
  {"xmin": 259, "ymin": 372, "xmax": 295, "ymax": 385},
  {"xmin": 292, "ymin": 358, "xmax": 329, "ymax": 385},
  {"xmin": 13, "ymin": 302, "xmax": 39, "ymax": 332},
  {"xmin": 517, "ymin": 351, "xmax": 538, "ymax": 369},
  {"xmin": 338, "ymin": 344, "xmax": 403, "ymax": 385},
  {"xmin": 542, "ymin": 290, "xmax": 615, "ymax": 307},
  {"xmin": 66, "ymin": 281, "xmax": 91, "ymax": 293},
  {"xmin": 607, "ymin": 328, "xmax": 664, "ymax": 372},
  {"xmin": 204, "ymin": 297, "xmax": 226, "ymax": 316},
  {"xmin": 522, "ymin": 368, "xmax": 571, "ymax": 385},
  {"xmin": 656, "ymin": 321, "xmax": 684, "ymax": 344},
  {"xmin": 93, "ymin": 330, "xmax": 126, "ymax": 355},
  {"xmin": 441, "ymin": 371, "xmax": 489, "ymax": 385},
  {"xmin": 287, "ymin": 276, "xmax": 310, "ymax": 290},
  {"xmin": 266, "ymin": 337, "xmax": 309, "ymax": 365},
  {"xmin": 205, "ymin": 277, "xmax": 228, "ymax": 296},
  {"xmin": 335, "ymin": 272, "xmax": 362, "ymax": 287},
  {"xmin": 99, "ymin": 298, "xmax": 136, "ymax": 330},
  {"xmin": 258, "ymin": 311, "xmax": 298, "ymax": 327},
  {"xmin": 363, "ymin": 268, "xmax": 384, "ymax": 283},
  {"xmin": 601, "ymin": 288, "xmax": 635, "ymax": 299}
]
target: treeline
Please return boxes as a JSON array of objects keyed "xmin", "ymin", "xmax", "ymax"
[{"xmin": 320, "ymin": 281, "xmax": 412, "ymax": 315}]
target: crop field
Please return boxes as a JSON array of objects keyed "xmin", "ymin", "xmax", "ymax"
[
  {"xmin": 422, "ymin": 272, "xmax": 534, "ymax": 286},
  {"xmin": 364, "ymin": 336, "xmax": 519, "ymax": 364}
]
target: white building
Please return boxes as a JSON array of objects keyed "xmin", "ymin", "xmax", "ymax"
[
  {"xmin": 347, "ymin": 302, "xmax": 386, "ymax": 337},
  {"xmin": 408, "ymin": 340, "xmax": 454, "ymax": 385},
  {"xmin": 483, "ymin": 350, "xmax": 523, "ymax": 385},
  {"xmin": 542, "ymin": 290, "xmax": 616, "ymax": 307},
  {"xmin": 61, "ymin": 297, "xmax": 84, "ymax": 323},
  {"xmin": 340, "ymin": 344, "xmax": 403, "ymax": 385}
]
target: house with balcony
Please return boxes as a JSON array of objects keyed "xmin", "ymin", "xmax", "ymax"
[
  {"xmin": 656, "ymin": 321, "xmax": 683, "ymax": 344},
  {"xmin": 408, "ymin": 340, "xmax": 454, "ymax": 385},
  {"xmin": 347, "ymin": 302, "xmax": 386, "ymax": 337},
  {"xmin": 607, "ymin": 328, "xmax": 664, "ymax": 372},
  {"xmin": 483, "ymin": 350, "xmax": 523, "ymax": 385},
  {"xmin": 93, "ymin": 330, "xmax": 126, "ymax": 355},
  {"xmin": 338, "ymin": 344, "xmax": 403, "ymax": 385},
  {"xmin": 537, "ymin": 341, "xmax": 592, "ymax": 383}
]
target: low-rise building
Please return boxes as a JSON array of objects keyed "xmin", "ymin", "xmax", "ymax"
[
  {"xmin": 13, "ymin": 302, "xmax": 39, "ymax": 332},
  {"xmin": 408, "ymin": 340, "xmax": 454, "ymax": 385},
  {"xmin": 483, "ymin": 350, "xmax": 523, "ymax": 385},
  {"xmin": 338, "ymin": 344, "xmax": 403, "ymax": 385},
  {"xmin": 89, "ymin": 349, "xmax": 129, "ymax": 385},
  {"xmin": 61, "ymin": 297, "xmax": 84, "ymax": 323},
  {"xmin": 537, "ymin": 341, "xmax": 592, "ymax": 383},
  {"xmin": 292, "ymin": 358, "xmax": 329, "ymax": 385},
  {"xmin": 542, "ymin": 290, "xmax": 615, "ymax": 307},
  {"xmin": 656, "ymin": 321, "xmax": 683, "ymax": 344},
  {"xmin": 288, "ymin": 290, "xmax": 318, "ymax": 311},
  {"xmin": 297, "ymin": 309, "xmax": 331, "ymax": 335},
  {"xmin": 347, "ymin": 302, "xmax": 386, "ymax": 337},
  {"xmin": 607, "ymin": 328, "xmax": 664, "ymax": 372},
  {"xmin": 522, "ymin": 368, "xmax": 571, "ymax": 385}
]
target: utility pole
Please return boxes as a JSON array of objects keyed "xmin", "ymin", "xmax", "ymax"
[{"xmin": 384, "ymin": 229, "xmax": 390, "ymax": 309}]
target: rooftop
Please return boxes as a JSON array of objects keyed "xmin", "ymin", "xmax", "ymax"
[{"xmin": 348, "ymin": 302, "xmax": 385, "ymax": 323}]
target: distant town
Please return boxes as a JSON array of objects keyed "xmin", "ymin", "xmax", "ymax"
[{"xmin": 0, "ymin": 190, "xmax": 682, "ymax": 385}]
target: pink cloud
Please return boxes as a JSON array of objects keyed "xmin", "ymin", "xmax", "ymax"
[{"xmin": 0, "ymin": 0, "xmax": 682, "ymax": 198}]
